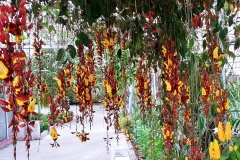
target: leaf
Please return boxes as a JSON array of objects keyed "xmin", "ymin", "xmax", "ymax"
[
  {"xmin": 236, "ymin": 151, "xmax": 240, "ymax": 160},
  {"xmin": 189, "ymin": 38, "xmax": 194, "ymax": 49},
  {"xmin": 32, "ymin": 112, "xmax": 38, "ymax": 116},
  {"xmin": 56, "ymin": 48, "xmax": 64, "ymax": 61},
  {"xmin": 77, "ymin": 32, "xmax": 89, "ymax": 47},
  {"xmin": 0, "ymin": 100, "xmax": 8, "ymax": 106},
  {"xmin": 8, "ymin": 120, "xmax": 13, "ymax": 128},
  {"xmin": 48, "ymin": 25, "xmax": 56, "ymax": 33},
  {"xmin": 117, "ymin": 49, "xmax": 122, "ymax": 59},
  {"xmin": 227, "ymin": 50, "xmax": 236, "ymax": 59},
  {"xmin": 17, "ymin": 94, "xmax": 29, "ymax": 101},
  {"xmin": 219, "ymin": 28, "xmax": 228, "ymax": 40},
  {"xmin": 29, "ymin": 121, "xmax": 35, "ymax": 127},
  {"xmin": 234, "ymin": 38, "xmax": 240, "ymax": 50},
  {"xmin": 1, "ymin": 107, "xmax": 10, "ymax": 112},
  {"xmin": 68, "ymin": 45, "xmax": 76, "ymax": 59},
  {"xmin": 203, "ymin": 40, "xmax": 206, "ymax": 50},
  {"xmin": 19, "ymin": 0, "xmax": 26, "ymax": 7},
  {"xmin": 27, "ymin": 23, "xmax": 34, "ymax": 30},
  {"xmin": 19, "ymin": 123, "xmax": 26, "ymax": 128}
]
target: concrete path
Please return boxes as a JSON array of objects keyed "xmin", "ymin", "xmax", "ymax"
[{"xmin": 0, "ymin": 104, "xmax": 131, "ymax": 160}]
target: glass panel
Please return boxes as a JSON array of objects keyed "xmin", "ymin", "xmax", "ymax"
[{"xmin": 0, "ymin": 109, "xmax": 7, "ymax": 142}]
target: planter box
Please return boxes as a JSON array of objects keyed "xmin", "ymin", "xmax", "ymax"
[{"xmin": 17, "ymin": 121, "xmax": 41, "ymax": 141}]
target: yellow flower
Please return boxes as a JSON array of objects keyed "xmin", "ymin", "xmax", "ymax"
[
  {"xmin": 164, "ymin": 80, "xmax": 171, "ymax": 91},
  {"xmin": 16, "ymin": 98, "xmax": 27, "ymax": 106},
  {"xmin": 230, "ymin": 3, "xmax": 234, "ymax": 12},
  {"xmin": 234, "ymin": 145, "xmax": 238, "ymax": 151},
  {"xmin": 86, "ymin": 93, "xmax": 90, "ymax": 101},
  {"xmin": 224, "ymin": 100, "xmax": 230, "ymax": 110},
  {"xmin": 13, "ymin": 76, "xmax": 20, "ymax": 87},
  {"xmin": 15, "ymin": 36, "xmax": 22, "ymax": 44},
  {"xmin": 162, "ymin": 46, "xmax": 167, "ymax": 57},
  {"xmin": 64, "ymin": 69, "xmax": 70, "ymax": 75},
  {"xmin": 106, "ymin": 83, "xmax": 112, "ymax": 94},
  {"xmin": 225, "ymin": 122, "xmax": 232, "ymax": 141},
  {"xmin": 0, "ymin": 60, "xmax": 9, "ymax": 79},
  {"xmin": 50, "ymin": 128, "xmax": 58, "ymax": 140},
  {"xmin": 28, "ymin": 98, "xmax": 36, "ymax": 112},
  {"xmin": 185, "ymin": 157, "xmax": 189, "ymax": 160},
  {"xmin": 218, "ymin": 122, "xmax": 225, "ymax": 142},
  {"xmin": 202, "ymin": 87, "xmax": 206, "ymax": 96},
  {"xmin": 144, "ymin": 79, "xmax": 150, "ymax": 89},
  {"xmin": 216, "ymin": 61, "xmax": 222, "ymax": 67},
  {"xmin": 84, "ymin": 78, "xmax": 89, "ymax": 86},
  {"xmin": 164, "ymin": 58, "xmax": 172, "ymax": 70},
  {"xmin": 215, "ymin": 90, "xmax": 220, "ymax": 97},
  {"xmin": 213, "ymin": 46, "xmax": 219, "ymax": 59},
  {"xmin": 55, "ymin": 77, "xmax": 62, "ymax": 87},
  {"xmin": 229, "ymin": 146, "xmax": 233, "ymax": 152},
  {"xmin": 89, "ymin": 74, "xmax": 94, "ymax": 82},
  {"xmin": 205, "ymin": 63, "xmax": 210, "ymax": 67},
  {"xmin": 209, "ymin": 140, "xmax": 221, "ymax": 160}
]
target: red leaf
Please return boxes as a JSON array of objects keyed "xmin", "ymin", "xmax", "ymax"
[
  {"xmin": 5, "ymin": 87, "xmax": 10, "ymax": 94},
  {"xmin": 0, "ymin": 100, "xmax": 9, "ymax": 106},
  {"xmin": 20, "ymin": 0, "xmax": 26, "ymax": 7},
  {"xmin": 25, "ymin": 69, "xmax": 32, "ymax": 79},
  {"xmin": 17, "ymin": 94, "xmax": 29, "ymax": 101},
  {"xmin": 7, "ymin": 6, "xmax": 14, "ymax": 14},
  {"xmin": 29, "ymin": 121, "xmax": 35, "ymax": 127},
  {"xmin": 2, "ymin": 48, "xmax": 9, "ymax": 61},
  {"xmin": 19, "ymin": 123, "xmax": 26, "ymax": 128},
  {"xmin": 8, "ymin": 120, "xmax": 13, "ymax": 128},
  {"xmin": 27, "ymin": 23, "xmax": 34, "ymax": 30},
  {"xmin": 1, "ymin": 107, "xmax": 10, "ymax": 112},
  {"xmin": 18, "ymin": 114, "xmax": 26, "ymax": 120},
  {"xmin": 19, "ymin": 7, "xmax": 26, "ymax": 17},
  {"xmin": 32, "ymin": 112, "xmax": 38, "ymax": 116},
  {"xmin": 21, "ymin": 15, "xmax": 26, "ymax": 25}
]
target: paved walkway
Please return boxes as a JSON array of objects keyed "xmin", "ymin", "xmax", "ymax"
[{"xmin": 0, "ymin": 104, "xmax": 131, "ymax": 160}]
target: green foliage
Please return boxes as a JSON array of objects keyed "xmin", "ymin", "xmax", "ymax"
[
  {"xmin": 132, "ymin": 120, "xmax": 164, "ymax": 160},
  {"xmin": 56, "ymin": 48, "xmax": 65, "ymax": 61},
  {"xmin": 31, "ymin": 114, "xmax": 49, "ymax": 133},
  {"xmin": 77, "ymin": 32, "xmax": 89, "ymax": 47}
]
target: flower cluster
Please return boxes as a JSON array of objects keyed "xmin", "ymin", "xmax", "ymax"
[
  {"xmin": 74, "ymin": 40, "xmax": 97, "ymax": 137},
  {"xmin": 101, "ymin": 29, "xmax": 117, "ymax": 53},
  {"xmin": 77, "ymin": 130, "xmax": 90, "ymax": 142},
  {"xmin": 0, "ymin": 1, "xmax": 38, "ymax": 159},
  {"xmin": 161, "ymin": 41, "xmax": 180, "ymax": 155},
  {"xmin": 161, "ymin": 123, "xmax": 174, "ymax": 154},
  {"xmin": 217, "ymin": 121, "xmax": 232, "ymax": 142},
  {"xmin": 50, "ymin": 127, "xmax": 60, "ymax": 148},
  {"xmin": 135, "ymin": 56, "xmax": 152, "ymax": 119},
  {"xmin": 209, "ymin": 139, "xmax": 221, "ymax": 160}
]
